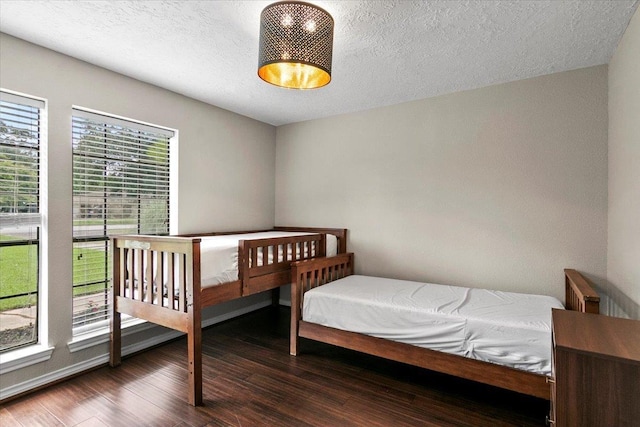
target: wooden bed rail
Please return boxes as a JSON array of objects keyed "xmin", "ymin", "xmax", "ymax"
[
  {"xmin": 177, "ymin": 227, "xmax": 348, "ymax": 256},
  {"xmin": 240, "ymin": 233, "xmax": 326, "ymax": 295},
  {"xmin": 274, "ymin": 226, "xmax": 348, "ymax": 254},
  {"xmin": 564, "ymin": 269, "xmax": 600, "ymax": 314}
]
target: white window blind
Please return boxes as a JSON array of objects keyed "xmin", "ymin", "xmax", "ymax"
[
  {"xmin": 72, "ymin": 108, "xmax": 172, "ymax": 334},
  {"xmin": 0, "ymin": 90, "xmax": 44, "ymax": 352}
]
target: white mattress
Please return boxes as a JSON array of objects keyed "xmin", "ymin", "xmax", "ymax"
[
  {"xmin": 302, "ymin": 275, "xmax": 564, "ymax": 375},
  {"xmin": 199, "ymin": 231, "xmax": 338, "ymax": 288}
]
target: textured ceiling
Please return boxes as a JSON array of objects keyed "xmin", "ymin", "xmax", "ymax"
[{"xmin": 1, "ymin": 1, "xmax": 638, "ymax": 126}]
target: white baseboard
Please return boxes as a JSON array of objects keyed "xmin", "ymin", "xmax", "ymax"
[
  {"xmin": 0, "ymin": 300, "xmax": 271, "ymax": 401},
  {"xmin": 278, "ymin": 298, "xmax": 292, "ymax": 307}
]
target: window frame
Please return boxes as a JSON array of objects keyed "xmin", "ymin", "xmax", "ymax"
[
  {"xmin": 71, "ymin": 107, "xmax": 175, "ymax": 337},
  {"xmin": 0, "ymin": 89, "xmax": 46, "ymax": 355}
]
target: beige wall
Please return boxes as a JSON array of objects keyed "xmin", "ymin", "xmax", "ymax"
[
  {"xmin": 276, "ymin": 66, "xmax": 609, "ymax": 302},
  {"xmin": 608, "ymin": 7, "xmax": 640, "ymax": 317},
  {"xmin": 0, "ymin": 33, "xmax": 276, "ymax": 396}
]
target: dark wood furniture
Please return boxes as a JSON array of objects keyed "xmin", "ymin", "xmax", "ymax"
[
  {"xmin": 550, "ymin": 310, "xmax": 640, "ymax": 426},
  {"xmin": 290, "ymin": 254, "xmax": 600, "ymax": 400},
  {"xmin": 110, "ymin": 226, "xmax": 347, "ymax": 406}
]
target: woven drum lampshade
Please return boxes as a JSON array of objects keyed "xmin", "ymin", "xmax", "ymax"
[{"xmin": 258, "ymin": 1, "xmax": 334, "ymax": 89}]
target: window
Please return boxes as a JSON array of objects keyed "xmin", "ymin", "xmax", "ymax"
[
  {"xmin": 72, "ymin": 109, "xmax": 173, "ymax": 335},
  {"xmin": 0, "ymin": 91, "xmax": 44, "ymax": 353}
]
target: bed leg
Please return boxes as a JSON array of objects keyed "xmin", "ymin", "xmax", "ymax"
[
  {"xmin": 290, "ymin": 306, "xmax": 300, "ymax": 356},
  {"xmin": 110, "ymin": 240, "xmax": 122, "ymax": 367},
  {"xmin": 109, "ymin": 251, "xmax": 122, "ymax": 367},
  {"xmin": 290, "ymin": 279, "xmax": 299, "ymax": 356},
  {"xmin": 185, "ymin": 240, "xmax": 203, "ymax": 406},
  {"xmin": 186, "ymin": 303, "xmax": 203, "ymax": 406},
  {"xmin": 272, "ymin": 287, "xmax": 281, "ymax": 307},
  {"xmin": 187, "ymin": 325, "xmax": 202, "ymax": 406},
  {"xmin": 109, "ymin": 298, "xmax": 121, "ymax": 366},
  {"xmin": 186, "ymin": 296, "xmax": 203, "ymax": 406},
  {"xmin": 290, "ymin": 325, "xmax": 299, "ymax": 356}
]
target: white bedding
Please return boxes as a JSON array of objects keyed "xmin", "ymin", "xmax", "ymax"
[{"xmin": 302, "ymin": 275, "xmax": 564, "ymax": 375}]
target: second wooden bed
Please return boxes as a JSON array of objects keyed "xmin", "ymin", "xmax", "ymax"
[
  {"xmin": 110, "ymin": 226, "xmax": 347, "ymax": 406},
  {"xmin": 290, "ymin": 253, "xmax": 600, "ymax": 400}
]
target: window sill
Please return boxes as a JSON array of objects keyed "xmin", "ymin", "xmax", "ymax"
[
  {"xmin": 0, "ymin": 343, "xmax": 55, "ymax": 375},
  {"xmin": 67, "ymin": 317, "xmax": 151, "ymax": 353}
]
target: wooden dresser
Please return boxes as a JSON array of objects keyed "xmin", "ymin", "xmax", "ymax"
[{"xmin": 550, "ymin": 309, "xmax": 640, "ymax": 426}]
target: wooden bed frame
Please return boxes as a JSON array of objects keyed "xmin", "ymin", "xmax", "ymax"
[
  {"xmin": 109, "ymin": 226, "xmax": 347, "ymax": 406},
  {"xmin": 290, "ymin": 253, "xmax": 600, "ymax": 400}
]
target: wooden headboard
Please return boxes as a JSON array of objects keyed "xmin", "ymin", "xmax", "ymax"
[{"xmin": 564, "ymin": 269, "xmax": 600, "ymax": 314}]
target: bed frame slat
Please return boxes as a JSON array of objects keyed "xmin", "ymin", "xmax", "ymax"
[
  {"xmin": 155, "ymin": 252, "xmax": 164, "ymax": 306},
  {"xmin": 126, "ymin": 249, "xmax": 134, "ymax": 299},
  {"xmin": 117, "ymin": 297, "xmax": 188, "ymax": 332},
  {"xmin": 137, "ymin": 249, "xmax": 144, "ymax": 301},
  {"xmin": 167, "ymin": 252, "xmax": 175, "ymax": 309},
  {"xmin": 145, "ymin": 250, "xmax": 153, "ymax": 303}
]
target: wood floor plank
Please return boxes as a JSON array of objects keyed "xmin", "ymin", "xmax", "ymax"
[
  {"xmin": 2, "ymin": 397, "xmax": 64, "ymax": 426},
  {"xmin": 82, "ymin": 375, "xmax": 183, "ymax": 427},
  {"xmin": 79, "ymin": 395, "xmax": 152, "ymax": 427},
  {"xmin": 1, "ymin": 307, "xmax": 548, "ymax": 426},
  {"xmin": 0, "ymin": 407, "xmax": 23, "ymax": 427},
  {"xmin": 35, "ymin": 384, "xmax": 100, "ymax": 427},
  {"xmin": 73, "ymin": 417, "xmax": 110, "ymax": 427}
]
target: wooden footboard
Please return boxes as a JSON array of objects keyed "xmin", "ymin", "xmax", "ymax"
[
  {"xmin": 290, "ymin": 256, "xmax": 601, "ymax": 400},
  {"xmin": 290, "ymin": 253, "xmax": 354, "ymax": 355},
  {"xmin": 110, "ymin": 234, "xmax": 203, "ymax": 405}
]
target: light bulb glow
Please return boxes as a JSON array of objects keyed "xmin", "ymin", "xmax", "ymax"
[
  {"xmin": 304, "ymin": 20, "xmax": 316, "ymax": 32},
  {"xmin": 281, "ymin": 14, "xmax": 293, "ymax": 27}
]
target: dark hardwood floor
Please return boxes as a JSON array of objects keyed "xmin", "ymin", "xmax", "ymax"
[{"xmin": 1, "ymin": 307, "xmax": 549, "ymax": 426}]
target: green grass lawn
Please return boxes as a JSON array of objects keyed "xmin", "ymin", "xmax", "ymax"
[
  {"xmin": 0, "ymin": 242, "xmax": 38, "ymax": 311},
  {"xmin": 1, "ymin": 235, "xmax": 109, "ymax": 311}
]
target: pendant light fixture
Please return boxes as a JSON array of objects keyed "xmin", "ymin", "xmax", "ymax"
[{"xmin": 258, "ymin": 1, "xmax": 334, "ymax": 89}]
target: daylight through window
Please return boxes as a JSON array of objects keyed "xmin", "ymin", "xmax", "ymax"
[
  {"xmin": 72, "ymin": 109, "xmax": 173, "ymax": 335},
  {"xmin": 0, "ymin": 91, "xmax": 44, "ymax": 352}
]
